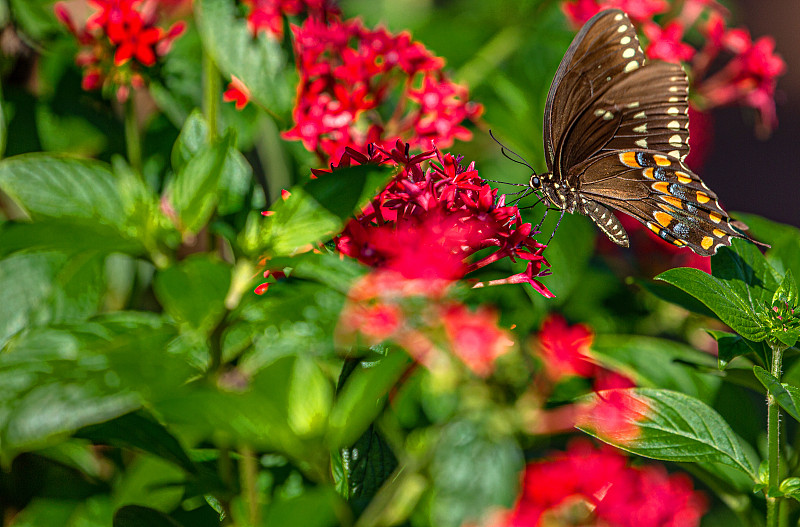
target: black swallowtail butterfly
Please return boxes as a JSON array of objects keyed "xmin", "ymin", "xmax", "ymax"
[{"xmin": 524, "ymin": 8, "xmax": 762, "ymax": 256}]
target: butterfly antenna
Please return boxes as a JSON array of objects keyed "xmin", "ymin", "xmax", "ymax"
[
  {"xmin": 489, "ymin": 130, "xmax": 537, "ymax": 175},
  {"xmin": 483, "ymin": 178, "xmax": 528, "ymax": 187}
]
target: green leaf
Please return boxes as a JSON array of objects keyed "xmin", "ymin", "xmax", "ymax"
[
  {"xmin": 261, "ymin": 487, "xmax": 344, "ymax": 527},
  {"xmin": 76, "ymin": 411, "xmax": 195, "ymax": 473},
  {"xmin": 241, "ymin": 165, "xmax": 393, "ymax": 257},
  {"xmin": 0, "ymin": 252, "xmax": 104, "ymax": 347},
  {"xmin": 113, "ymin": 505, "xmax": 183, "ymax": 527},
  {"xmin": 577, "ymin": 388, "xmax": 757, "ymax": 479},
  {"xmin": 304, "ymin": 165, "xmax": 394, "ymax": 222},
  {"xmin": 590, "ymin": 335, "xmax": 720, "ymax": 400},
  {"xmin": 0, "ymin": 154, "xmax": 126, "ymax": 226},
  {"xmin": 169, "ymin": 131, "xmax": 233, "ymax": 234},
  {"xmin": 112, "ymin": 455, "xmax": 185, "ymax": 513},
  {"xmin": 782, "ymin": 385, "xmax": 800, "ymax": 422},
  {"xmin": 196, "ymin": 0, "xmax": 293, "ymax": 113},
  {"xmin": 637, "ymin": 279, "xmax": 717, "ymax": 319},
  {"xmin": 773, "ymin": 269, "xmax": 799, "ymax": 309},
  {"xmin": 339, "ymin": 424, "xmax": 397, "ymax": 514},
  {"xmin": 712, "ymin": 237, "xmax": 781, "ymax": 311},
  {"xmin": 153, "ymin": 255, "xmax": 231, "ymax": 332},
  {"xmin": 430, "ymin": 420, "xmax": 523, "ymax": 527},
  {"xmin": 706, "ymin": 329, "xmax": 768, "ymax": 369},
  {"xmin": 753, "ymin": 366, "xmax": 800, "ymax": 421},
  {"xmin": 8, "ymin": 0, "xmax": 60, "ymax": 40},
  {"xmin": 656, "ymin": 267, "xmax": 768, "ymax": 341},
  {"xmin": 0, "ymin": 219, "xmax": 143, "ymax": 257},
  {"xmin": 327, "ymin": 351, "xmax": 411, "ymax": 449}
]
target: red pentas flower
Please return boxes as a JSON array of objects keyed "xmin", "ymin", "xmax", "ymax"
[
  {"xmin": 535, "ymin": 314, "xmax": 595, "ymax": 381},
  {"xmin": 55, "ymin": 0, "xmax": 185, "ymax": 102},
  {"xmin": 441, "ymin": 304, "xmax": 514, "ymax": 377},
  {"xmin": 494, "ymin": 440, "xmax": 707, "ymax": 527},
  {"xmin": 321, "ymin": 141, "xmax": 552, "ymax": 296},
  {"xmin": 562, "ymin": 0, "xmax": 668, "ymax": 26},
  {"xmin": 283, "ymin": 16, "xmax": 482, "ymax": 164},
  {"xmin": 240, "ymin": 0, "xmax": 338, "ymax": 39}
]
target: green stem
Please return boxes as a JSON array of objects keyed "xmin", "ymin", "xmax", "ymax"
[
  {"xmin": 203, "ymin": 49, "xmax": 221, "ymax": 141},
  {"xmin": 240, "ymin": 446, "xmax": 260, "ymax": 526},
  {"xmin": 124, "ymin": 96, "xmax": 142, "ymax": 175},
  {"xmin": 767, "ymin": 340, "xmax": 785, "ymax": 527},
  {"xmin": 218, "ymin": 445, "xmax": 234, "ymax": 525}
]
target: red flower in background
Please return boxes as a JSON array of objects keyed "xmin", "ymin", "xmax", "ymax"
[
  {"xmin": 283, "ymin": 17, "xmax": 482, "ymax": 164},
  {"xmin": 223, "ymin": 75, "xmax": 251, "ymax": 110},
  {"xmin": 240, "ymin": 0, "xmax": 338, "ymax": 39},
  {"xmin": 441, "ymin": 304, "xmax": 514, "ymax": 377},
  {"xmin": 321, "ymin": 141, "xmax": 552, "ymax": 295},
  {"xmin": 55, "ymin": 0, "xmax": 185, "ymax": 101},
  {"xmin": 561, "ymin": 0, "xmax": 785, "ymax": 136},
  {"xmin": 535, "ymin": 314, "xmax": 595, "ymax": 381},
  {"xmin": 496, "ymin": 440, "xmax": 706, "ymax": 527}
]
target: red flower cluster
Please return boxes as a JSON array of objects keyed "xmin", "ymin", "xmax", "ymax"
[
  {"xmin": 283, "ymin": 17, "xmax": 482, "ymax": 164},
  {"xmin": 240, "ymin": 0, "xmax": 338, "ymax": 39},
  {"xmin": 323, "ymin": 141, "xmax": 552, "ymax": 295},
  {"xmin": 494, "ymin": 440, "xmax": 707, "ymax": 527},
  {"xmin": 338, "ymin": 271, "xmax": 514, "ymax": 377},
  {"xmin": 561, "ymin": 0, "xmax": 785, "ymax": 135},
  {"xmin": 55, "ymin": 0, "xmax": 185, "ymax": 101}
]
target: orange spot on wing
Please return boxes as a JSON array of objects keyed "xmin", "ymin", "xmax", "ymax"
[
  {"xmin": 653, "ymin": 155, "xmax": 671, "ymax": 166},
  {"xmin": 709, "ymin": 212, "xmax": 722, "ymax": 223},
  {"xmin": 713, "ymin": 228, "xmax": 725, "ymax": 237},
  {"xmin": 620, "ymin": 151, "xmax": 640, "ymax": 168},
  {"xmin": 660, "ymin": 195, "xmax": 683, "ymax": 209},
  {"xmin": 652, "ymin": 182, "xmax": 669, "ymax": 194},
  {"xmin": 647, "ymin": 223, "xmax": 661, "ymax": 235},
  {"xmin": 696, "ymin": 191, "xmax": 710, "ymax": 203},
  {"xmin": 642, "ymin": 167, "xmax": 655, "ymax": 179},
  {"xmin": 701, "ymin": 236, "xmax": 713, "ymax": 249},
  {"xmin": 654, "ymin": 211, "xmax": 672, "ymax": 227},
  {"xmin": 675, "ymin": 171, "xmax": 692, "ymax": 184}
]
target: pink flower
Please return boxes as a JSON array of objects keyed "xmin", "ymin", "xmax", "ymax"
[
  {"xmin": 55, "ymin": 0, "xmax": 185, "ymax": 101},
  {"xmin": 241, "ymin": 0, "xmax": 338, "ymax": 39},
  {"xmin": 283, "ymin": 17, "xmax": 481, "ymax": 164},
  {"xmin": 441, "ymin": 304, "xmax": 514, "ymax": 377},
  {"xmin": 562, "ymin": 0, "xmax": 668, "ymax": 26},
  {"xmin": 223, "ymin": 75, "xmax": 251, "ymax": 110},
  {"xmin": 498, "ymin": 440, "xmax": 707, "ymax": 527},
  {"xmin": 643, "ymin": 21, "xmax": 695, "ymax": 63},
  {"xmin": 535, "ymin": 314, "xmax": 595, "ymax": 381}
]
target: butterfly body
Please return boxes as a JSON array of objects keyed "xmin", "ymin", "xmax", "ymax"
[{"xmin": 532, "ymin": 9, "xmax": 760, "ymax": 256}]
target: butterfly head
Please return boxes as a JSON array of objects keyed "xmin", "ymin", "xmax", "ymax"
[{"xmin": 529, "ymin": 173, "xmax": 541, "ymax": 189}]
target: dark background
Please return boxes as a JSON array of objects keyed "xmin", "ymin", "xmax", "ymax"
[{"xmin": 703, "ymin": 0, "xmax": 800, "ymax": 227}]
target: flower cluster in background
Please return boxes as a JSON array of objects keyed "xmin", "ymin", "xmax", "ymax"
[
  {"xmin": 561, "ymin": 0, "xmax": 786, "ymax": 136},
  {"xmin": 240, "ymin": 0, "xmax": 339, "ymax": 39},
  {"xmin": 495, "ymin": 440, "xmax": 707, "ymax": 527},
  {"xmin": 55, "ymin": 0, "xmax": 186, "ymax": 102},
  {"xmin": 282, "ymin": 17, "xmax": 482, "ymax": 164}
]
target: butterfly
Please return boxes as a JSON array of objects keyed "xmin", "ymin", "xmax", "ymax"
[{"xmin": 522, "ymin": 8, "xmax": 762, "ymax": 256}]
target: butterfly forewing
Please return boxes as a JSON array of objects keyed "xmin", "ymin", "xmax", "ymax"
[
  {"xmin": 559, "ymin": 61, "xmax": 690, "ymax": 173},
  {"xmin": 544, "ymin": 10, "xmax": 645, "ymax": 172}
]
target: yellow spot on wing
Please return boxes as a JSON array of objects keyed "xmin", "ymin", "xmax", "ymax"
[
  {"xmin": 701, "ymin": 236, "xmax": 713, "ymax": 249},
  {"xmin": 675, "ymin": 172, "xmax": 692, "ymax": 184},
  {"xmin": 620, "ymin": 152, "xmax": 640, "ymax": 167},
  {"xmin": 653, "ymin": 155, "xmax": 671, "ymax": 166},
  {"xmin": 696, "ymin": 191, "xmax": 710, "ymax": 203},
  {"xmin": 647, "ymin": 223, "xmax": 661, "ymax": 235},
  {"xmin": 709, "ymin": 212, "xmax": 722, "ymax": 223},
  {"xmin": 713, "ymin": 228, "xmax": 725, "ymax": 237},
  {"xmin": 642, "ymin": 167, "xmax": 655, "ymax": 179}
]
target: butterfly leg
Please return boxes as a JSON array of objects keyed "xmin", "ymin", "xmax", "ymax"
[{"xmin": 545, "ymin": 208, "xmax": 567, "ymax": 246}]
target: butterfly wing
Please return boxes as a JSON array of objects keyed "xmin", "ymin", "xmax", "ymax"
[
  {"xmin": 558, "ymin": 61, "xmax": 691, "ymax": 177},
  {"xmin": 573, "ymin": 150, "xmax": 748, "ymax": 256},
  {"xmin": 543, "ymin": 9, "xmax": 646, "ymax": 174}
]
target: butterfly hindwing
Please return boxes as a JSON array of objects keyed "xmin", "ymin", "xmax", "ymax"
[
  {"xmin": 544, "ymin": 9, "xmax": 645, "ymax": 172},
  {"xmin": 574, "ymin": 150, "xmax": 743, "ymax": 256}
]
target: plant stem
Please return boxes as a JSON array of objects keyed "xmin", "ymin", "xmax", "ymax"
[
  {"xmin": 767, "ymin": 340, "xmax": 785, "ymax": 527},
  {"xmin": 240, "ymin": 446, "xmax": 260, "ymax": 526},
  {"xmin": 124, "ymin": 96, "xmax": 142, "ymax": 175},
  {"xmin": 203, "ymin": 49, "xmax": 220, "ymax": 141}
]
